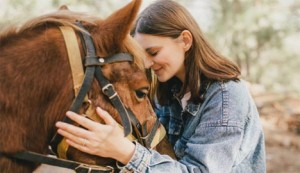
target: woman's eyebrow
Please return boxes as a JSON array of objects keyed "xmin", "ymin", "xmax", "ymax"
[{"xmin": 146, "ymin": 47, "xmax": 160, "ymax": 52}]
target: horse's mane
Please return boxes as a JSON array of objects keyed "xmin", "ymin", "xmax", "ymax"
[
  {"xmin": 0, "ymin": 10, "xmax": 96, "ymax": 42},
  {"xmin": 0, "ymin": 9, "xmax": 145, "ymax": 69}
]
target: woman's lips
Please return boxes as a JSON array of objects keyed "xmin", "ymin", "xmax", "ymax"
[{"xmin": 153, "ymin": 67, "xmax": 162, "ymax": 75}]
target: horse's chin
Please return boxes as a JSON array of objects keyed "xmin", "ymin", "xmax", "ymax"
[{"xmin": 67, "ymin": 147, "xmax": 115, "ymax": 166}]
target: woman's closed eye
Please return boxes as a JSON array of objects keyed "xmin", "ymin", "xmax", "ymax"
[
  {"xmin": 148, "ymin": 51, "xmax": 158, "ymax": 57},
  {"xmin": 146, "ymin": 47, "xmax": 160, "ymax": 57}
]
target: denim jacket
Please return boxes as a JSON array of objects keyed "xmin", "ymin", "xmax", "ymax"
[{"xmin": 121, "ymin": 80, "xmax": 266, "ymax": 173}]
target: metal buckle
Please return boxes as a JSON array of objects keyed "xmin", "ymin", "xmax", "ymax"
[
  {"xmin": 102, "ymin": 84, "xmax": 117, "ymax": 99},
  {"xmin": 75, "ymin": 164, "xmax": 114, "ymax": 173}
]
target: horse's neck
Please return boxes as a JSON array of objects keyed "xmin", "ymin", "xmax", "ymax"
[
  {"xmin": 0, "ymin": 26, "xmax": 74, "ymax": 140},
  {"xmin": 2, "ymin": 28, "xmax": 59, "ymax": 58}
]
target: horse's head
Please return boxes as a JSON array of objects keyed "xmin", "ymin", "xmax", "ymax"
[
  {"xmin": 54, "ymin": 0, "xmax": 162, "ymax": 166},
  {"xmin": 51, "ymin": 0, "xmax": 165, "ymax": 166}
]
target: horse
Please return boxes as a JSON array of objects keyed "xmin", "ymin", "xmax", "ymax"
[{"xmin": 0, "ymin": 1, "xmax": 175, "ymax": 172}]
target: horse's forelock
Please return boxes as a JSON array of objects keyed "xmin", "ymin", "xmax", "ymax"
[{"xmin": 122, "ymin": 35, "xmax": 145, "ymax": 71}]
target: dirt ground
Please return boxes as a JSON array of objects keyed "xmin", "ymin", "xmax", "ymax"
[
  {"xmin": 262, "ymin": 117, "xmax": 300, "ymax": 173},
  {"xmin": 35, "ymin": 92, "xmax": 300, "ymax": 173},
  {"xmin": 254, "ymin": 92, "xmax": 300, "ymax": 173}
]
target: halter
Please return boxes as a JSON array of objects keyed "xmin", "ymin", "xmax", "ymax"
[
  {"xmin": 4, "ymin": 22, "xmax": 166, "ymax": 173},
  {"xmin": 50, "ymin": 21, "xmax": 135, "ymax": 155}
]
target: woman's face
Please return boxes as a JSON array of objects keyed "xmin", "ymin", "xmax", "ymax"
[{"xmin": 134, "ymin": 33, "xmax": 186, "ymax": 82}]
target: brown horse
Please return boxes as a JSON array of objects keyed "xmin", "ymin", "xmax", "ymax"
[{"xmin": 0, "ymin": 1, "xmax": 175, "ymax": 172}]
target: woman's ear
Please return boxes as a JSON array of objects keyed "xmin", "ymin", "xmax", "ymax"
[{"xmin": 180, "ymin": 30, "xmax": 193, "ymax": 52}]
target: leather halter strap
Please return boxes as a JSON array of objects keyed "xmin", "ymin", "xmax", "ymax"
[
  {"xmin": 76, "ymin": 21, "xmax": 133, "ymax": 137},
  {"xmin": 50, "ymin": 22, "xmax": 134, "ymax": 153},
  {"xmin": 57, "ymin": 22, "xmax": 166, "ymax": 149},
  {"xmin": 59, "ymin": 26, "xmax": 86, "ymax": 96},
  {"xmin": 9, "ymin": 152, "xmax": 114, "ymax": 173},
  {"xmin": 126, "ymin": 109, "xmax": 166, "ymax": 149},
  {"xmin": 64, "ymin": 22, "xmax": 165, "ymax": 149}
]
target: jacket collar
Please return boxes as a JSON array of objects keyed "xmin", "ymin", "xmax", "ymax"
[
  {"xmin": 171, "ymin": 85, "xmax": 202, "ymax": 116},
  {"xmin": 185, "ymin": 102, "xmax": 202, "ymax": 116}
]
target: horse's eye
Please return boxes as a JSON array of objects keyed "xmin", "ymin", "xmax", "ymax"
[
  {"xmin": 136, "ymin": 90, "xmax": 147, "ymax": 98},
  {"xmin": 135, "ymin": 88, "xmax": 149, "ymax": 101}
]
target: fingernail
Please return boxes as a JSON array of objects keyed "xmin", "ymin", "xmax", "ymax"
[
  {"xmin": 57, "ymin": 129, "xmax": 62, "ymax": 134},
  {"xmin": 66, "ymin": 111, "xmax": 76, "ymax": 118},
  {"xmin": 66, "ymin": 111, "xmax": 72, "ymax": 116},
  {"xmin": 56, "ymin": 122, "xmax": 62, "ymax": 127},
  {"xmin": 96, "ymin": 107, "xmax": 103, "ymax": 112}
]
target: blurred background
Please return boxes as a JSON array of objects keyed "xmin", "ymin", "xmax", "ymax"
[{"xmin": 1, "ymin": 0, "xmax": 299, "ymax": 172}]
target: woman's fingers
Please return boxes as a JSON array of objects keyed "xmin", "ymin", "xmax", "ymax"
[
  {"xmin": 65, "ymin": 111, "xmax": 102, "ymax": 131},
  {"xmin": 56, "ymin": 123, "xmax": 95, "ymax": 153},
  {"xmin": 54, "ymin": 107, "xmax": 133, "ymax": 160},
  {"xmin": 96, "ymin": 107, "xmax": 117, "ymax": 126},
  {"xmin": 56, "ymin": 121, "xmax": 92, "ymax": 140}
]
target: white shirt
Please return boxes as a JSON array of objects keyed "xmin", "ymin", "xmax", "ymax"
[{"xmin": 181, "ymin": 92, "xmax": 191, "ymax": 109}]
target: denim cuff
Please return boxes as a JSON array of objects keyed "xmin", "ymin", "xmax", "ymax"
[{"xmin": 120, "ymin": 142, "xmax": 151, "ymax": 173}]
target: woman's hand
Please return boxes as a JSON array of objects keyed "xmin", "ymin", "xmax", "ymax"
[{"xmin": 55, "ymin": 107, "xmax": 135, "ymax": 164}]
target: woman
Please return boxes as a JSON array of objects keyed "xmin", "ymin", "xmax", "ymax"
[{"xmin": 56, "ymin": 0, "xmax": 266, "ymax": 172}]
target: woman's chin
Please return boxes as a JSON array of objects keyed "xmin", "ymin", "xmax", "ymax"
[{"xmin": 157, "ymin": 75, "xmax": 171, "ymax": 82}]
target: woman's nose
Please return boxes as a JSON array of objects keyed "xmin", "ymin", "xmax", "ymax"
[{"xmin": 144, "ymin": 57, "xmax": 154, "ymax": 69}]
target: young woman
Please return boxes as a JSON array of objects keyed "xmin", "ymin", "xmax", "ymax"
[{"xmin": 56, "ymin": 0, "xmax": 266, "ymax": 172}]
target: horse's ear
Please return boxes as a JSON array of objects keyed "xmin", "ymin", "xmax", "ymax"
[
  {"xmin": 95, "ymin": 0, "xmax": 142, "ymax": 51},
  {"xmin": 58, "ymin": 5, "xmax": 69, "ymax": 10}
]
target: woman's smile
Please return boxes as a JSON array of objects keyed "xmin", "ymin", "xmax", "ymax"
[{"xmin": 153, "ymin": 67, "xmax": 163, "ymax": 76}]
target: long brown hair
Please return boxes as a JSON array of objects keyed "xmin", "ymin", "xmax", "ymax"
[{"xmin": 132, "ymin": 0, "xmax": 240, "ymax": 105}]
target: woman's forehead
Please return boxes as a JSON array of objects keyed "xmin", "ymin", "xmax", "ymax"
[{"xmin": 134, "ymin": 33, "xmax": 174, "ymax": 48}]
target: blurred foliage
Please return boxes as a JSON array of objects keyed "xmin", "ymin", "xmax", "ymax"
[
  {"xmin": 1, "ymin": 0, "xmax": 299, "ymax": 95},
  {"xmin": 206, "ymin": 0, "xmax": 300, "ymax": 95},
  {"xmin": 0, "ymin": 0, "xmax": 131, "ymax": 28}
]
